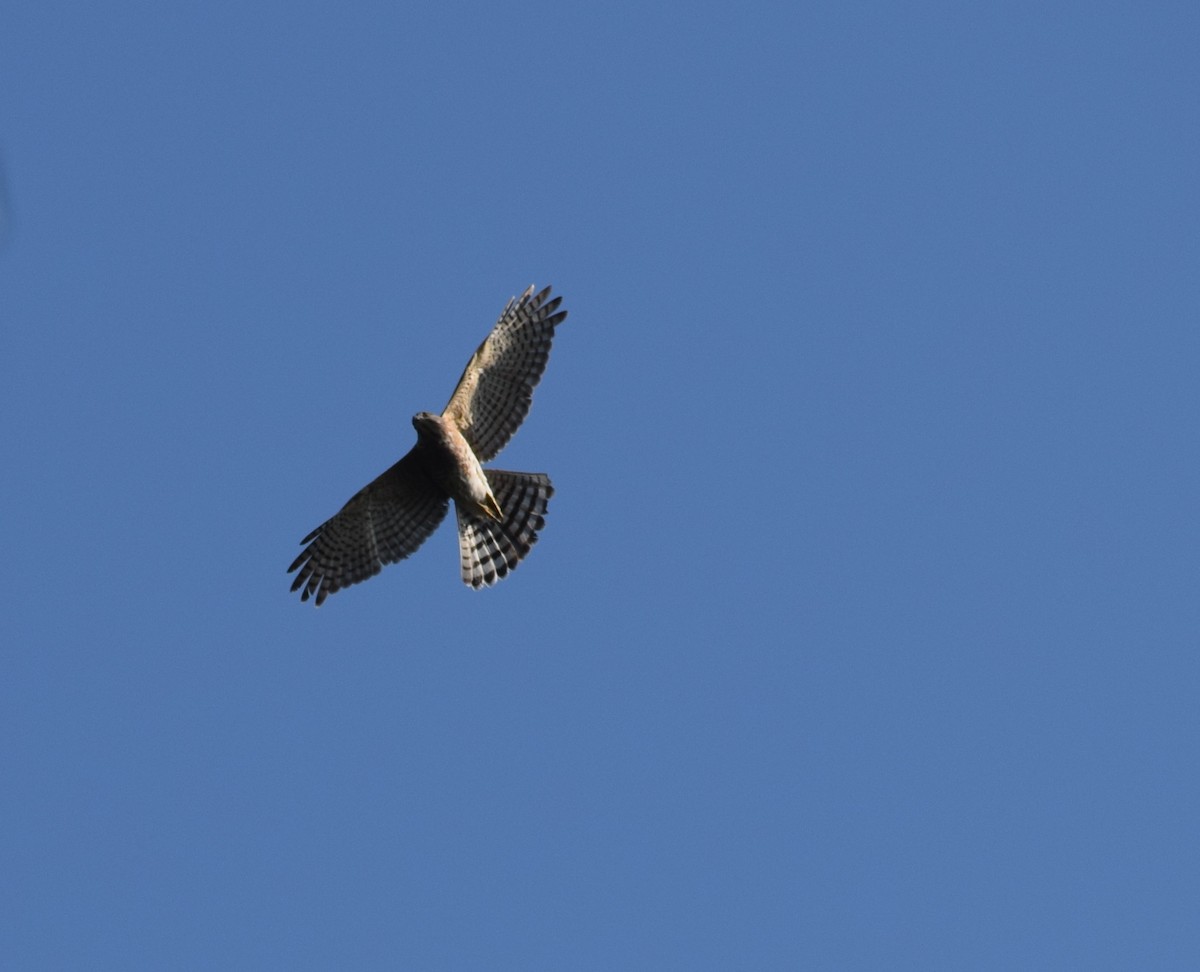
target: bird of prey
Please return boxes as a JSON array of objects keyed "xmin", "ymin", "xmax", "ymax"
[{"xmin": 288, "ymin": 285, "xmax": 568, "ymax": 605}]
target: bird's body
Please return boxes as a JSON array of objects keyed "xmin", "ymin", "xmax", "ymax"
[
  {"xmin": 411, "ymin": 411, "xmax": 502, "ymax": 521},
  {"xmin": 288, "ymin": 285, "xmax": 567, "ymax": 604}
]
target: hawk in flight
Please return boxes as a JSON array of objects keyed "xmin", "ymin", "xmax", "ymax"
[{"xmin": 288, "ymin": 285, "xmax": 568, "ymax": 605}]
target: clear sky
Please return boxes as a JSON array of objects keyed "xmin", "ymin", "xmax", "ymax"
[{"xmin": 2, "ymin": 1, "xmax": 1198, "ymax": 968}]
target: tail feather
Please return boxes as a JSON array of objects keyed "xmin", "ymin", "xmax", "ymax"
[{"xmin": 455, "ymin": 470, "xmax": 553, "ymax": 588}]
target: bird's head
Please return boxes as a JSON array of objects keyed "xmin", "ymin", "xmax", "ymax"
[{"xmin": 412, "ymin": 411, "xmax": 444, "ymax": 441}]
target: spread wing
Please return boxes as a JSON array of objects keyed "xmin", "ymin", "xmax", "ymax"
[
  {"xmin": 288, "ymin": 449, "xmax": 449, "ymax": 605},
  {"xmin": 442, "ymin": 284, "xmax": 568, "ymax": 462}
]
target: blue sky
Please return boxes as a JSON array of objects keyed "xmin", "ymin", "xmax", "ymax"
[{"xmin": 2, "ymin": 1, "xmax": 1198, "ymax": 967}]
